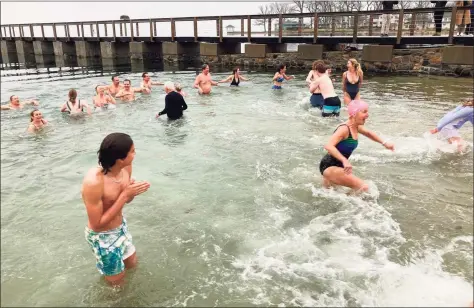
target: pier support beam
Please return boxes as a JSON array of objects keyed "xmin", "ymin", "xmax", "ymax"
[
  {"xmin": 199, "ymin": 42, "xmax": 241, "ymax": 56},
  {"xmin": 129, "ymin": 42, "xmax": 162, "ymax": 60},
  {"xmin": 1, "ymin": 40, "xmax": 18, "ymax": 63},
  {"xmin": 15, "ymin": 40, "xmax": 35, "ymax": 64},
  {"xmin": 33, "ymin": 41, "xmax": 55, "ymax": 67},
  {"xmin": 163, "ymin": 42, "xmax": 199, "ymax": 66},
  {"xmin": 244, "ymin": 43, "xmax": 287, "ymax": 58},
  {"xmin": 101, "ymin": 41, "xmax": 131, "ymax": 69},
  {"xmin": 53, "ymin": 41, "xmax": 77, "ymax": 57},
  {"xmin": 297, "ymin": 44, "xmax": 323, "ymax": 60},
  {"xmin": 75, "ymin": 41, "xmax": 101, "ymax": 59}
]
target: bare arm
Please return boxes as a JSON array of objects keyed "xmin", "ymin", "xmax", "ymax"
[
  {"xmin": 309, "ymin": 78, "xmax": 321, "ymax": 93},
  {"xmin": 219, "ymin": 75, "xmax": 233, "ymax": 83},
  {"xmin": 209, "ymin": 74, "xmax": 219, "ymax": 86},
  {"xmin": 324, "ymin": 126, "xmax": 351, "ymax": 164},
  {"xmin": 133, "ymin": 87, "xmax": 144, "ymax": 93},
  {"xmin": 106, "ymin": 95, "xmax": 116, "ymax": 104},
  {"xmin": 81, "ymin": 100, "xmax": 92, "ymax": 115},
  {"xmin": 60, "ymin": 103, "xmax": 68, "ymax": 112},
  {"xmin": 342, "ymin": 72, "xmax": 347, "ymax": 93},
  {"xmin": 115, "ymin": 90, "xmax": 126, "ymax": 98},
  {"xmin": 82, "ymin": 178, "xmax": 129, "ymax": 230},
  {"xmin": 193, "ymin": 75, "xmax": 201, "ymax": 89},
  {"xmin": 358, "ymin": 125, "xmax": 394, "ymax": 150},
  {"xmin": 1, "ymin": 105, "xmax": 11, "ymax": 110},
  {"xmin": 239, "ymin": 74, "xmax": 249, "ymax": 81},
  {"xmin": 272, "ymin": 72, "xmax": 280, "ymax": 81},
  {"xmin": 283, "ymin": 73, "xmax": 294, "ymax": 80},
  {"xmin": 305, "ymin": 71, "xmax": 313, "ymax": 84},
  {"xmin": 27, "ymin": 124, "xmax": 36, "ymax": 133},
  {"xmin": 359, "ymin": 71, "xmax": 363, "ymax": 86},
  {"xmin": 151, "ymin": 80, "xmax": 164, "ymax": 85}
]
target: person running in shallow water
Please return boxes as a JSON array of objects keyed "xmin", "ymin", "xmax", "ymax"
[
  {"xmin": 156, "ymin": 82, "xmax": 188, "ymax": 120},
  {"xmin": 140, "ymin": 72, "xmax": 163, "ymax": 94},
  {"xmin": 93, "ymin": 86, "xmax": 116, "ymax": 111},
  {"xmin": 1, "ymin": 95, "xmax": 39, "ymax": 110},
  {"xmin": 82, "ymin": 132, "xmax": 150, "ymax": 286},
  {"xmin": 60, "ymin": 89, "xmax": 92, "ymax": 115},
  {"xmin": 319, "ymin": 100, "xmax": 395, "ymax": 194},
  {"xmin": 310, "ymin": 62, "xmax": 341, "ymax": 117},
  {"xmin": 115, "ymin": 79, "xmax": 143, "ymax": 102},
  {"xmin": 342, "ymin": 58, "xmax": 364, "ymax": 105},
  {"xmin": 193, "ymin": 64, "xmax": 219, "ymax": 95},
  {"xmin": 272, "ymin": 64, "xmax": 294, "ymax": 89},
  {"xmin": 430, "ymin": 98, "xmax": 473, "ymax": 152},
  {"xmin": 27, "ymin": 109, "xmax": 48, "ymax": 133},
  {"xmin": 218, "ymin": 67, "xmax": 249, "ymax": 86}
]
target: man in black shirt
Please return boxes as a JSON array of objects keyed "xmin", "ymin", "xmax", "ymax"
[{"xmin": 156, "ymin": 82, "xmax": 188, "ymax": 120}]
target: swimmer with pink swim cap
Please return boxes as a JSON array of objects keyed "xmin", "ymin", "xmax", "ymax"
[{"xmin": 319, "ymin": 100, "xmax": 395, "ymax": 193}]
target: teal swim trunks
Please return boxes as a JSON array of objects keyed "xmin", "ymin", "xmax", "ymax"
[{"xmin": 85, "ymin": 218, "xmax": 136, "ymax": 276}]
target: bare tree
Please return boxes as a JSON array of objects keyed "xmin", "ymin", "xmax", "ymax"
[
  {"xmin": 254, "ymin": 4, "xmax": 273, "ymax": 33},
  {"xmin": 293, "ymin": 1, "xmax": 306, "ymax": 31}
]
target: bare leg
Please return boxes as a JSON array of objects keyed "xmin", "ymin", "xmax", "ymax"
[
  {"xmin": 104, "ymin": 271, "xmax": 125, "ymax": 286},
  {"xmin": 343, "ymin": 92, "xmax": 352, "ymax": 105},
  {"xmin": 124, "ymin": 252, "xmax": 137, "ymax": 269},
  {"xmin": 323, "ymin": 166, "xmax": 369, "ymax": 193},
  {"xmin": 323, "ymin": 176, "xmax": 333, "ymax": 188}
]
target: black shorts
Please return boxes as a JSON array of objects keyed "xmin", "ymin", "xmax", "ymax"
[
  {"xmin": 322, "ymin": 96, "xmax": 341, "ymax": 117},
  {"xmin": 319, "ymin": 154, "xmax": 343, "ymax": 175}
]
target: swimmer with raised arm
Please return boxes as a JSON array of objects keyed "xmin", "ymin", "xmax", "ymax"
[
  {"xmin": 115, "ymin": 79, "xmax": 143, "ymax": 102},
  {"xmin": 430, "ymin": 99, "xmax": 473, "ymax": 152},
  {"xmin": 272, "ymin": 64, "xmax": 294, "ymax": 89},
  {"xmin": 27, "ymin": 109, "xmax": 48, "ymax": 133},
  {"xmin": 193, "ymin": 64, "xmax": 219, "ymax": 95},
  {"xmin": 82, "ymin": 133, "xmax": 150, "ymax": 286},
  {"xmin": 310, "ymin": 62, "xmax": 341, "ymax": 117},
  {"xmin": 60, "ymin": 89, "xmax": 92, "ymax": 115},
  {"xmin": 218, "ymin": 67, "xmax": 249, "ymax": 86},
  {"xmin": 93, "ymin": 85, "xmax": 116, "ymax": 111},
  {"xmin": 319, "ymin": 100, "xmax": 395, "ymax": 193},
  {"xmin": 342, "ymin": 58, "xmax": 364, "ymax": 105},
  {"xmin": 1, "ymin": 95, "xmax": 39, "ymax": 110},
  {"xmin": 140, "ymin": 72, "xmax": 163, "ymax": 94}
]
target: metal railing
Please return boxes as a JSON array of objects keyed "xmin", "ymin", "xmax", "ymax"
[{"xmin": 0, "ymin": 6, "xmax": 472, "ymax": 45}]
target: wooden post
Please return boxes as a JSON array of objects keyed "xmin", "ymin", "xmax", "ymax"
[
  {"xmin": 448, "ymin": 6, "xmax": 457, "ymax": 44},
  {"xmin": 331, "ymin": 17, "xmax": 336, "ymax": 36},
  {"xmin": 66, "ymin": 24, "xmax": 70, "ymax": 40},
  {"xmin": 369, "ymin": 14, "xmax": 374, "ymax": 36},
  {"xmin": 352, "ymin": 12, "xmax": 359, "ymax": 43},
  {"xmin": 96, "ymin": 22, "xmax": 100, "ymax": 39},
  {"xmin": 241, "ymin": 18, "xmax": 244, "ymax": 36},
  {"xmin": 4, "ymin": 26, "xmax": 8, "ymax": 38},
  {"xmin": 149, "ymin": 19, "xmax": 153, "ymax": 41},
  {"xmin": 41, "ymin": 25, "xmax": 45, "ymax": 39},
  {"xmin": 154, "ymin": 21, "xmax": 157, "ymax": 36},
  {"xmin": 396, "ymin": 9, "xmax": 404, "ymax": 44},
  {"xmin": 112, "ymin": 21, "xmax": 116, "ymax": 41},
  {"xmin": 247, "ymin": 15, "xmax": 251, "ymax": 42},
  {"xmin": 409, "ymin": 13, "xmax": 417, "ymax": 36},
  {"xmin": 53, "ymin": 23, "xmax": 57, "ymax": 40},
  {"xmin": 90, "ymin": 24, "xmax": 93, "ymax": 36},
  {"xmin": 9, "ymin": 26, "xmax": 13, "ymax": 38},
  {"xmin": 268, "ymin": 18, "xmax": 272, "ymax": 36},
  {"xmin": 130, "ymin": 19, "xmax": 134, "ymax": 40},
  {"xmin": 219, "ymin": 16, "xmax": 223, "ymax": 42},
  {"xmin": 313, "ymin": 13, "xmax": 318, "ymax": 43},
  {"xmin": 298, "ymin": 16, "xmax": 302, "ymax": 36},
  {"xmin": 215, "ymin": 19, "xmax": 219, "ymax": 37},
  {"xmin": 135, "ymin": 22, "xmax": 139, "ymax": 37},
  {"xmin": 81, "ymin": 23, "xmax": 85, "ymax": 39},
  {"xmin": 119, "ymin": 22, "xmax": 123, "ymax": 36},
  {"xmin": 278, "ymin": 14, "xmax": 283, "ymax": 43},
  {"xmin": 171, "ymin": 18, "xmax": 176, "ymax": 41},
  {"xmin": 193, "ymin": 17, "xmax": 198, "ymax": 42},
  {"xmin": 76, "ymin": 24, "xmax": 80, "ymax": 37},
  {"xmin": 12, "ymin": 26, "xmax": 16, "ymax": 37},
  {"xmin": 104, "ymin": 23, "xmax": 108, "ymax": 37},
  {"xmin": 30, "ymin": 24, "xmax": 34, "ymax": 39}
]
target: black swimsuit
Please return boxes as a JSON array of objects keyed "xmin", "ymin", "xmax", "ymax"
[
  {"xmin": 230, "ymin": 75, "xmax": 240, "ymax": 86},
  {"xmin": 65, "ymin": 100, "xmax": 84, "ymax": 113}
]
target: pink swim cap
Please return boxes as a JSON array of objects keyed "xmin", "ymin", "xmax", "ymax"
[{"xmin": 348, "ymin": 100, "xmax": 369, "ymax": 117}]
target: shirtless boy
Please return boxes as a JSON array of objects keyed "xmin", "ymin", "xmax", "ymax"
[
  {"xmin": 193, "ymin": 64, "xmax": 219, "ymax": 95},
  {"xmin": 309, "ymin": 62, "xmax": 342, "ymax": 117},
  {"xmin": 140, "ymin": 72, "xmax": 163, "ymax": 94},
  {"xmin": 115, "ymin": 79, "xmax": 143, "ymax": 102},
  {"xmin": 82, "ymin": 133, "xmax": 150, "ymax": 285},
  {"xmin": 1, "ymin": 95, "xmax": 39, "ymax": 110}
]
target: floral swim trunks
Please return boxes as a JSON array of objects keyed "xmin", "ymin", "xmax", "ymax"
[{"xmin": 85, "ymin": 218, "xmax": 136, "ymax": 276}]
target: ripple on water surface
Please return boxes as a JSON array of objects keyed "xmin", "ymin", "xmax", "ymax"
[{"xmin": 1, "ymin": 68, "xmax": 473, "ymax": 307}]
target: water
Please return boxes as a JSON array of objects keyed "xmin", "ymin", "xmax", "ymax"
[{"xmin": 1, "ymin": 65, "xmax": 473, "ymax": 307}]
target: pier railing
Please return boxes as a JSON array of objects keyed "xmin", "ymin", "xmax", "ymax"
[{"xmin": 1, "ymin": 6, "xmax": 472, "ymax": 45}]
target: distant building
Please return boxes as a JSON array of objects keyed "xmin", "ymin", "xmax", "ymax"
[{"xmin": 225, "ymin": 25, "xmax": 235, "ymax": 35}]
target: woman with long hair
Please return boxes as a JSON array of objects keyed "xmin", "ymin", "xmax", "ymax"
[
  {"xmin": 218, "ymin": 67, "xmax": 249, "ymax": 86},
  {"xmin": 342, "ymin": 58, "xmax": 364, "ymax": 105}
]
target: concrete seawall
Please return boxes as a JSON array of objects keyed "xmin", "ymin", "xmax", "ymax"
[{"xmin": 1, "ymin": 40, "xmax": 473, "ymax": 77}]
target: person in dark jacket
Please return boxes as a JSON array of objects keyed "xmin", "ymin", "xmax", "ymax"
[
  {"xmin": 432, "ymin": 1, "xmax": 448, "ymax": 36},
  {"xmin": 381, "ymin": 1, "xmax": 399, "ymax": 36},
  {"xmin": 156, "ymin": 82, "xmax": 188, "ymax": 120}
]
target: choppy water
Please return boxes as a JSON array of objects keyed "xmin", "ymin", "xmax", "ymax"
[{"xmin": 1, "ymin": 66, "xmax": 473, "ymax": 307}]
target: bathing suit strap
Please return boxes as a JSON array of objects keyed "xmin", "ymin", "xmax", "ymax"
[{"xmin": 334, "ymin": 124, "xmax": 352, "ymax": 138}]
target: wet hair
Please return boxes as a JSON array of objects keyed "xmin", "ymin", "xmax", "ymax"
[
  {"xmin": 202, "ymin": 64, "xmax": 209, "ymax": 71},
  {"xmin": 312, "ymin": 60, "xmax": 324, "ymax": 71},
  {"xmin": 348, "ymin": 58, "xmax": 363, "ymax": 77},
  {"xmin": 142, "ymin": 72, "xmax": 148, "ymax": 78},
  {"xmin": 232, "ymin": 67, "xmax": 239, "ymax": 74},
  {"xmin": 68, "ymin": 89, "xmax": 77, "ymax": 103},
  {"xmin": 29, "ymin": 109, "xmax": 39, "ymax": 122},
  {"xmin": 9, "ymin": 95, "xmax": 16, "ymax": 102},
  {"xmin": 123, "ymin": 79, "xmax": 131, "ymax": 85},
  {"xmin": 277, "ymin": 64, "xmax": 286, "ymax": 73},
  {"xmin": 315, "ymin": 62, "xmax": 327, "ymax": 74},
  {"xmin": 164, "ymin": 81, "xmax": 175, "ymax": 91},
  {"xmin": 111, "ymin": 75, "xmax": 118, "ymax": 81},
  {"xmin": 97, "ymin": 133, "xmax": 134, "ymax": 175},
  {"xmin": 95, "ymin": 85, "xmax": 100, "ymax": 93},
  {"xmin": 174, "ymin": 82, "xmax": 182, "ymax": 91}
]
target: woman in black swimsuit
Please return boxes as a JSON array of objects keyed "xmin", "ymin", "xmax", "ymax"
[{"xmin": 218, "ymin": 67, "xmax": 249, "ymax": 86}]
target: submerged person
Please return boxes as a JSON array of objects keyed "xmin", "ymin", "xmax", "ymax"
[
  {"xmin": 1, "ymin": 95, "xmax": 39, "ymax": 110},
  {"xmin": 342, "ymin": 58, "xmax": 364, "ymax": 105},
  {"xmin": 193, "ymin": 64, "xmax": 219, "ymax": 95},
  {"xmin": 60, "ymin": 89, "xmax": 92, "ymax": 115},
  {"xmin": 115, "ymin": 79, "xmax": 143, "ymax": 102},
  {"xmin": 430, "ymin": 99, "xmax": 473, "ymax": 152},
  {"xmin": 156, "ymin": 82, "xmax": 188, "ymax": 120},
  {"xmin": 82, "ymin": 132, "xmax": 151, "ymax": 286},
  {"xmin": 218, "ymin": 67, "xmax": 249, "ymax": 86},
  {"xmin": 140, "ymin": 72, "xmax": 163, "ymax": 94},
  {"xmin": 306, "ymin": 60, "xmax": 326, "ymax": 109},
  {"xmin": 93, "ymin": 85, "xmax": 116, "ymax": 111},
  {"xmin": 27, "ymin": 109, "xmax": 48, "ymax": 133},
  {"xmin": 319, "ymin": 100, "xmax": 395, "ymax": 193},
  {"xmin": 309, "ymin": 62, "xmax": 342, "ymax": 117},
  {"xmin": 272, "ymin": 64, "xmax": 295, "ymax": 89}
]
